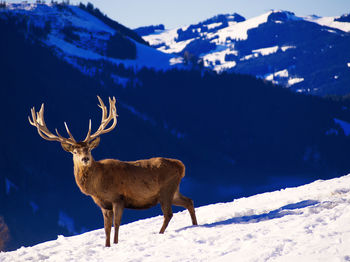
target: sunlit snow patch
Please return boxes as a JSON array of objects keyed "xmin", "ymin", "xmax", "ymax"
[
  {"xmin": 252, "ymin": 46, "xmax": 279, "ymax": 56},
  {"xmin": 305, "ymin": 15, "xmax": 350, "ymax": 32},
  {"xmin": 288, "ymin": 77, "xmax": 304, "ymax": 86}
]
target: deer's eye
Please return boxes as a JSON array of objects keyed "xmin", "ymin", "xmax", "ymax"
[{"xmin": 73, "ymin": 149, "xmax": 78, "ymax": 154}]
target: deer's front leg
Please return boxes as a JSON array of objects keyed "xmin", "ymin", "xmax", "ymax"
[
  {"xmin": 112, "ymin": 201, "xmax": 124, "ymax": 244},
  {"xmin": 101, "ymin": 208, "xmax": 113, "ymax": 247}
]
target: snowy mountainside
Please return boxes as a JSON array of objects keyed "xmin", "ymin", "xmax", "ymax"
[
  {"xmin": 2, "ymin": 174, "xmax": 350, "ymax": 261},
  {"xmin": 141, "ymin": 10, "xmax": 350, "ymax": 96},
  {"xmin": 3, "ymin": 12, "xmax": 350, "ymax": 251},
  {"xmin": 0, "ymin": 3, "xmax": 181, "ymax": 75}
]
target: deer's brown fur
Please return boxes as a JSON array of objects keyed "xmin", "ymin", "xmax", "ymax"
[{"xmin": 29, "ymin": 96, "xmax": 197, "ymax": 247}]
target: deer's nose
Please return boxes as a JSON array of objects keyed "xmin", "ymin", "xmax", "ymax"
[{"xmin": 82, "ymin": 157, "xmax": 89, "ymax": 163}]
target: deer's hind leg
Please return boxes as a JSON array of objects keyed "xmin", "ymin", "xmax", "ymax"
[
  {"xmin": 158, "ymin": 179, "xmax": 179, "ymax": 234},
  {"xmin": 112, "ymin": 201, "xmax": 124, "ymax": 244},
  {"xmin": 172, "ymin": 190, "xmax": 198, "ymax": 225}
]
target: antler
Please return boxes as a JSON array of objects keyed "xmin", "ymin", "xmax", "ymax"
[
  {"xmin": 28, "ymin": 103, "xmax": 77, "ymax": 145},
  {"xmin": 83, "ymin": 96, "xmax": 118, "ymax": 142}
]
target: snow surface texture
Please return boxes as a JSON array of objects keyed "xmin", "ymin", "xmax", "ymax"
[{"xmin": 2, "ymin": 174, "xmax": 350, "ymax": 261}]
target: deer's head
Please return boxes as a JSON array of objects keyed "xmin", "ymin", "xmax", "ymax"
[{"xmin": 28, "ymin": 96, "xmax": 117, "ymax": 167}]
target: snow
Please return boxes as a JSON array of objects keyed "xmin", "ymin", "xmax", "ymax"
[
  {"xmin": 207, "ymin": 22, "xmax": 223, "ymax": 30},
  {"xmin": 169, "ymin": 56, "xmax": 184, "ymax": 65},
  {"xmin": 2, "ymin": 174, "xmax": 350, "ymax": 261},
  {"xmin": 281, "ymin": 46, "xmax": 296, "ymax": 52},
  {"xmin": 202, "ymin": 47, "xmax": 237, "ymax": 72},
  {"xmin": 288, "ymin": 77, "xmax": 304, "ymax": 86},
  {"xmin": 252, "ymin": 46, "xmax": 279, "ymax": 56},
  {"xmin": 210, "ymin": 11, "xmax": 271, "ymax": 41},
  {"xmin": 144, "ymin": 10, "xmax": 274, "ymax": 66},
  {"xmin": 2, "ymin": 3, "xmax": 180, "ymax": 72},
  {"xmin": 46, "ymin": 35, "xmax": 102, "ymax": 60},
  {"xmin": 275, "ymin": 69, "xmax": 289, "ymax": 78},
  {"xmin": 265, "ymin": 69, "xmax": 289, "ymax": 82},
  {"xmin": 305, "ymin": 16, "xmax": 350, "ymax": 33},
  {"xmin": 68, "ymin": 6, "xmax": 115, "ymax": 34},
  {"xmin": 143, "ymin": 28, "xmax": 191, "ymax": 54},
  {"xmin": 143, "ymin": 10, "xmax": 349, "ymax": 73},
  {"xmin": 212, "ymin": 11, "xmax": 301, "ymax": 43},
  {"xmin": 240, "ymin": 53, "xmax": 259, "ymax": 61}
]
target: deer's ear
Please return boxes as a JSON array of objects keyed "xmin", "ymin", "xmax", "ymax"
[
  {"xmin": 89, "ymin": 137, "xmax": 100, "ymax": 150},
  {"xmin": 61, "ymin": 142, "xmax": 74, "ymax": 153}
]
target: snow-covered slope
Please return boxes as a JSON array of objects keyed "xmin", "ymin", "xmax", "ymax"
[
  {"xmin": 305, "ymin": 14, "xmax": 350, "ymax": 33},
  {"xmin": 142, "ymin": 10, "xmax": 350, "ymax": 95},
  {"xmin": 143, "ymin": 10, "xmax": 301, "ymax": 71},
  {"xmin": 2, "ymin": 174, "xmax": 350, "ymax": 261},
  {"xmin": 0, "ymin": 3, "xmax": 181, "ymax": 74}
]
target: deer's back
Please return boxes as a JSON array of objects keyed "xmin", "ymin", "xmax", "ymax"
[{"xmin": 95, "ymin": 157, "xmax": 185, "ymax": 209}]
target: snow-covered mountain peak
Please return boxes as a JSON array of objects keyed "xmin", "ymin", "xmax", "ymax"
[
  {"xmin": 141, "ymin": 9, "xmax": 350, "ymax": 95},
  {"xmin": 266, "ymin": 10, "xmax": 302, "ymax": 23},
  {"xmin": 2, "ymin": 174, "xmax": 350, "ymax": 261}
]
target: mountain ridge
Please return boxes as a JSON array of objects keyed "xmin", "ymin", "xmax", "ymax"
[
  {"xmin": 141, "ymin": 10, "xmax": 350, "ymax": 96},
  {"xmin": 0, "ymin": 2, "xmax": 183, "ymax": 74}
]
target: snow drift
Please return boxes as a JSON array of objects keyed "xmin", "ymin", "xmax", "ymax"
[{"xmin": 1, "ymin": 174, "xmax": 350, "ymax": 261}]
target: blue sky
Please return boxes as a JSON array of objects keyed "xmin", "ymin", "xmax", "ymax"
[{"xmin": 8, "ymin": 0, "xmax": 350, "ymax": 28}]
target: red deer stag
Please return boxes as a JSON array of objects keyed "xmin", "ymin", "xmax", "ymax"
[{"xmin": 28, "ymin": 96, "xmax": 198, "ymax": 247}]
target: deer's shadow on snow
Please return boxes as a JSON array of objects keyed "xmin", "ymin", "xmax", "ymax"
[{"xmin": 176, "ymin": 200, "xmax": 319, "ymax": 231}]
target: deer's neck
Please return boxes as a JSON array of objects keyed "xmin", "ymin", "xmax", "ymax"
[{"xmin": 73, "ymin": 159, "xmax": 97, "ymax": 195}]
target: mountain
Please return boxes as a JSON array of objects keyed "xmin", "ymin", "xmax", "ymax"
[
  {"xmin": 2, "ymin": 174, "xmax": 350, "ymax": 261},
  {"xmin": 140, "ymin": 10, "xmax": 350, "ymax": 96},
  {"xmin": 1, "ymin": 2, "xmax": 350, "ymax": 252},
  {"xmin": 0, "ymin": 2, "xmax": 183, "ymax": 77}
]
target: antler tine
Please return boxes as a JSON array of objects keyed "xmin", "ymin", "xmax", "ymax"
[
  {"xmin": 108, "ymin": 97, "xmax": 116, "ymax": 118},
  {"xmin": 30, "ymin": 105, "xmax": 53, "ymax": 139},
  {"xmin": 95, "ymin": 96, "xmax": 117, "ymax": 135},
  {"xmin": 37, "ymin": 104, "xmax": 45, "ymax": 125},
  {"xmin": 64, "ymin": 122, "xmax": 77, "ymax": 143},
  {"xmin": 97, "ymin": 95, "xmax": 107, "ymax": 121},
  {"xmin": 28, "ymin": 106, "xmax": 37, "ymax": 126},
  {"xmin": 28, "ymin": 103, "xmax": 77, "ymax": 145},
  {"xmin": 84, "ymin": 96, "xmax": 118, "ymax": 142},
  {"xmin": 83, "ymin": 119, "xmax": 92, "ymax": 142},
  {"xmin": 55, "ymin": 128, "xmax": 67, "ymax": 140}
]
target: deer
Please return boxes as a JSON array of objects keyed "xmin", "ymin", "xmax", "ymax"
[{"xmin": 28, "ymin": 96, "xmax": 198, "ymax": 247}]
